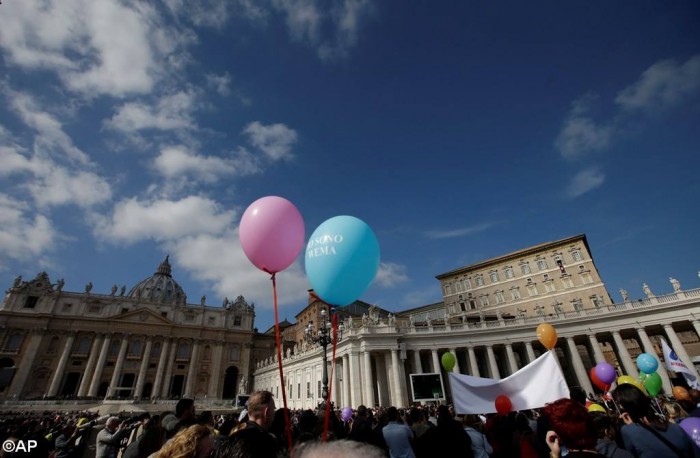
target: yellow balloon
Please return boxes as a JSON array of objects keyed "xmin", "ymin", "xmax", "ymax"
[
  {"xmin": 588, "ymin": 403, "xmax": 606, "ymax": 413},
  {"xmin": 617, "ymin": 375, "xmax": 636, "ymax": 386}
]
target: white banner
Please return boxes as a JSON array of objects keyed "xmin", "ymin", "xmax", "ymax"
[
  {"xmin": 449, "ymin": 351, "xmax": 569, "ymax": 414},
  {"xmin": 661, "ymin": 338, "xmax": 699, "ymax": 389}
]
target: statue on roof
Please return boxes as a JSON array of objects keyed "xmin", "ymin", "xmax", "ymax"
[
  {"xmin": 110, "ymin": 284, "xmax": 118, "ymax": 296},
  {"xmin": 55, "ymin": 278, "xmax": 64, "ymax": 292},
  {"xmin": 619, "ymin": 288, "xmax": 629, "ymax": 302},
  {"xmin": 517, "ymin": 308, "xmax": 527, "ymax": 318},
  {"xmin": 13, "ymin": 276, "xmax": 22, "ymax": 289},
  {"xmin": 642, "ymin": 283, "xmax": 654, "ymax": 298},
  {"xmin": 670, "ymin": 277, "xmax": 681, "ymax": 293},
  {"xmin": 85, "ymin": 282, "xmax": 93, "ymax": 294},
  {"xmin": 120, "ymin": 285, "xmax": 126, "ymax": 296},
  {"xmin": 201, "ymin": 295, "xmax": 206, "ymax": 306}
]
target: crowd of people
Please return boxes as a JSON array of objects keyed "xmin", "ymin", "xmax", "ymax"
[{"xmin": 2, "ymin": 386, "xmax": 700, "ymax": 458}]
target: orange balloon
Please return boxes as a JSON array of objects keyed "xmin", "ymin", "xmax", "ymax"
[
  {"xmin": 674, "ymin": 386, "xmax": 690, "ymax": 401},
  {"xmin": 537, "ymin": 323, "xmax": 558, "ymax": 350}
]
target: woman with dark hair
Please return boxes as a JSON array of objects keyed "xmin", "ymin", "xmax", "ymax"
[
  {"xmin": 611, "ymin": 383, "xmax": 700, "ymax": 457},
  {"xmin": 543, "ymin": 398, "xmax": 606, "ymax": 457}
]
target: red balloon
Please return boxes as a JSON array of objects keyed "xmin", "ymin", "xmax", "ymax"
[
  {"xmin": 495, "ymin": 395, "xmax": 512, "ymax": 415},
  {"xmin": 589, "ymin": 367, "xmax": 610, "ymax": 391}
]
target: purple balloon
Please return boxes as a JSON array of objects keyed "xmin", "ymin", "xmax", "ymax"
[
  {"xmin": 680, "ymin": 417, "xmax": 700, "ymax": 449},
  {"xmin": 341, "ymin": 406, "xmax": 353, "ymax": 422},
  {"xmin": 595, "ymin": 362, "xmax": 617, "ymax": 385}
]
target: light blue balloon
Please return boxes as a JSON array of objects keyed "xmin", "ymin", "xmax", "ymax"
[
  {"xmin": 305, "ymin": 215, "xmax": 380, "ymax": 306},
  {"xmin": 636, "ymin": 352, "xmax": 659, "ymax": 374}
]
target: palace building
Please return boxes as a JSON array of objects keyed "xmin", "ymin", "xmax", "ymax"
[{"xmin": 253, "ymin": 234, "xmax": 700, "ymax": 409}]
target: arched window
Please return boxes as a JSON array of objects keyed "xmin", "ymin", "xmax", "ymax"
[
  {"xmin": 76, "ymin": 336, "xmax": 91, "ymax": 354},
  {"xmin": 3, "ymin": 334, "xmax": 23, "ymax": 352},
  {"xmin": 229, "ymin": 346, "xmax": 240, "ymax": 362},
  {"xmin": 177, "ymin": 342, "xmax": 190, "ymax": 359},
  {"xmin": 152, "ymin": 342, "xmax": 161, "ymax": 359},
  {"xmin": 129, "ymin": 340, "xmax": 143, "ymax": 356},
  {"xmin": 47, "ymin": 336, "xmax": 60, "ymax": 354},
  {"xmin": 203, "ymin": 345, "xmax": 211, "ymax": 361},
  {"xmin": 109, "ymin": 340, "xmax": 121, "ymax": 356}
]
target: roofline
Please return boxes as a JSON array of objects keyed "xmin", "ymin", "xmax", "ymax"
[{"xmin": 435, "ymin": 234, "xmax": 590, "ymax": 280}]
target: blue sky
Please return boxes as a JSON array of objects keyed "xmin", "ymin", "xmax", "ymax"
[{"xmin": 1, "ymin": 1, "xmax": 699, "ymax": 332}]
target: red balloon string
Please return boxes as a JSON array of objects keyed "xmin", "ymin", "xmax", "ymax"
[{"xmin": 269, "ymin": 272, "xmax": 294, "ymax": 457}]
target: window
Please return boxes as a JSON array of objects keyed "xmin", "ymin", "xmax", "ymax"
[
  {"xmin": 317, "ymin": 381, "xmax": 321, "ymax": 398},
  {"xmin": 177, "ymin": 343, "xmax": 190, "ymax": 359},
  {"xmin": 455, "ymin": 280, "xmax": 462, "ymax": 292},
  {"xmin": 185, "ymin": 314, "xmax": 195, "ymax": 322},
  {"xmin": 465, "ymin": 278, "xmax": 472, "ymax": 289},
  {"xmin": 572, "ymin": 299, "xmax": 583, "ymax": 312},
  {"xmin": 520, "ymin": 263, "xmax": 531, "ymax": 275},
  {"xmin": 581, "ymin": 272, "xmax": 593, "ymax": 284},
  {"xmin": 480, "ymin": 295, "xmax": 489, "ymax": 307},
  {"xmin": 47, "ymin": 336, "xmax": 59, "ymax": 354},
  {"xmin": 459, "ymin": 302, "xmax": 467, "ymax": 312},
  {"xmin": 24, "ymin": 296, "xmax": 39, "ymax": 309},
  {"xmin": 504, "ymin": 267, "xmax": 514, "ymax": 279},
  {"xmin": 121, "ymin": 308, "xmax": 129, "ymax": 314},
  {"xmin": 87, "ymin": 305, "xmax": 100, "ymax": 314},
  {"xmin": 3, "ymin": 334, "xmax": 23, "ymax": 352},
  {"xmin": 475, "ymin": 275, "xmax": 484, "ymax": 287},
  {"xmin": 297, "ymin": 383, "xmax": 301, "ymax": 399},
  {"xmin": 544, "ymin": 281, "xmax": 556, "ymax": 293},
  {"xmin": 208, "ymin": 316, "xmax": 216, "ymax": 325},
  {"xmin": 152, "ymin": 342, "xmax": 161, "ymax": 358},
  {"xmin": 230, "ymin": 346, "xmax": 240, "ymax": 361},
  {"xmin": 510, "ymin": 287, "xmax": 521, "ymax": 300},
  {"xmin": 537, "ymin": 259, "xmax": 548, "ymax": 271},
  {"xmin": 129, "ymin": 340, "xmax": 142, "ymax": 356},
  {"xmin": 572, "ymin": 249, "xmax": 583, "ymax": 262},
  {"xmin": 561, "ymin": 276, "xmax": 574, "ymax": 288},
  {"xmin": 161, "ymin": 312, "xmax": 168, "ymax": 318},
  {"xmin": 234, "ymin": 316, "xmax": 242, "ymax": 326},
  {"xmin": 76, "ymin": 337, "xmax": 91, "ymax": 354},
  {"xmin": 495, "ymin": 291, "xmax": 505, "ymax": 304},
  {"xmin": 489, "ymin": 271, "xmax": 499, "ymax": 283},
  {"xmin": 543, "ymin": 274, "xmax": 549, "ymax": 281},
  {"xmin": 444, "ymin": 283, "xmax": 452, "ymax": 295},
  {"xmin": 591, "ymin": 295, "xmax": 603, "ymax": 308},
  {"xmin": 307, "ymin": 381, "xmax": 311, "ymax": 398},
  {"xmin": 527, "ymin": 284, "xmax": 538, "ymax": 296},
  {"xmin": 109, "ymin": 340, "xmax": 121, "ymax": 356}
]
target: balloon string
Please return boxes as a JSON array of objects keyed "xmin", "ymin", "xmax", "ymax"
[
  {"xmin": 269, "ymin": 272, "xmax": 294, "ymax": 457},
  {"xmin": 322, "ymin": 313, "xmax": 339, "ymax": 442}
]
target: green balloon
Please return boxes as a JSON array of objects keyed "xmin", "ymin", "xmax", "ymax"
[
  {"xmin": 644, "ymin": 372, "xmax": 662, "ymax": 397},
  {"xmin": 441, "ymin": 352, "xmax": 456, "ymax": 372}
]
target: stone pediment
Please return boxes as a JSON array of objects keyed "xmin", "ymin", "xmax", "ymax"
[{"xmin": 111, "ymin": 307, "xmax": 172, "ymax": 324}]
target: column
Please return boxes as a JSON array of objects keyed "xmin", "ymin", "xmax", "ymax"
[
  {"xmin": 78, "ymin": 335, "xmax": 103, "ymax": 396},
  {"xmin": 342, "ymin": 354, "xmax": 350, "ymax": 408},
  {"xmin": 391, "ymin": 349, "xmax": 405, "ymax": 406},
  {"xmin": 431, "ymin": 350, "xmax": 440, "ymax": 373},
  {"xmin": 664, "ymin": 324, "xmax": 700, "ymax": 379},
  {"xmin": 612, "ymin": 331, "xmax": 638, "ymax": 378},
  {"xmin": 88, "ymin": 334, "xmax": 111, "ymax": 397},
  {"xmin": 152, "ymin": 339, "xmax": 170, "ymax": 399},
  {"xmin": 362, "ymin": 351, "xmax": 375, "ymax": 407},
  {"xmin": 525, "ymin": 341, "xmax": 537, "ymax": 363},
  {"xmin": 486, "ymin": 345, "xmax": 500, "ymax": 379},
  {"xmin": 161, "ymin": 340, "xmax": 177, "ymax": 397},
  {"xmin": 693, "ymin": 320, "xmax": 700, "ymax": 341},
  {"xmin": 587, "ymin": 334, "xmax": 606, "ymax": 364},
  {"xmin": 208, "ymin": 343, "xmax": 223, "ymax": 398},
  {"xmin": 7, "ymin": 330, "xmax": 43, "ymax": 398},
  {"xmin": 134, "ymin": 339, "xmax": 153, "ymax": 399},
  {"xmin": 448, "ymin": 348, "xmax": 461, "ymax": 374},
  {"xmin": 637, "ymin": 328, "xmax": 673, "ymax": 395},
  {"xmin": 48, "ymin": 333, "xmax": 76, "ymax": 396},
  {"xmin": 566, "ymin": 337, "xmax": 593, "ymax": 394},
  {"xmin": 376, "ymin": 354, "xmax": 389, "ymax": 407},
  {"xmin": 184, "ymin": 341, "xmax": 200, "ymax": 398},
  {"xmin": 505, "ymin": 344, "xmax": 518, "ymax": 375},
  {"xmin": 107, "ymin": 335, "xmax": 129, "ymax": 398},
  {"xmin": 468, "ymin": 346, "xmax": 480, "ymax": 377},
  {"xmin": 349, "ymin": 351, "xmax": 362, "ymax": 407},
  {"xmin": 413, "ymin": 350, "xmax": 422, "ymax": 374},
  {"xmin": 332, "ymin": 357, "xmax": 342, "ymax": 406}
]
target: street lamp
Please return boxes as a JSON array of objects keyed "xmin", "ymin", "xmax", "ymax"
[{"xmin": 304, "ymin": 305, "xmax": 344, "ymax": 403}]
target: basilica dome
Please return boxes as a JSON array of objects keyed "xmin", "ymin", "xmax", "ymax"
[{"xmin": 127, "ymin": 256, "xmax": 187, "ymax": 306}]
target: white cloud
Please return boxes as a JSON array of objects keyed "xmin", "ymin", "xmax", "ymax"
[
  {"xmin": 0, "ymin": 0, "xmax": 190, "ymax": 97},
  {"xmin": 566, "ymin": 167, "xmax": 605, "ymax": 198},
  {"xmin": 615, "ymin": 54, "xmax": 700, "ymax": 113},
  {"xmin": 242, "ymin": 121, "xmax": 298, "ymax": 160},
  {"xmin": 95, "ymin": 196, "xmax": 236, "ymax": 243},
  {"xmin": 374, "ymin": 262, "xmax": 409, "ymax": 287},
  {"xmin": 271, "ymin": 0, "xmax": 373, "ymax": 60},
  {"xmin": 5, "ymin": 89, "xmax": 91, "ymax": 165},
  {"xmin": 206, "ymin": 73, "xmax": 232, "ymax": 96},
  {"xmin": 105, "ymin": 91, "xmax": 199, "ymax": 133},
  {"xmin": 555, "ymin": 96, "xmax": 612, "ymax": 160},
  {"xmin": 0, "ymin": 194, "xmax": 59, "ymax": 268},
  {"xmin": 163, "ymin": 0, "xmax": 232, "ymax": 28},
  {"xmin": 153, "ymin": 146, "xmax": 261, "ymax": 182},
  {"xmin": 168, "ymin": 231, "xmax": 309, "ymax": 310},
  {"xmin": 426, "ymin": 222, "xmax": 494, "ymax": 239}
]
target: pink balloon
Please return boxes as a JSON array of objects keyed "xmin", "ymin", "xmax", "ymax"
[{"xmin": 239, "ymin": 196, "xmax": 305, "ymax": 273}]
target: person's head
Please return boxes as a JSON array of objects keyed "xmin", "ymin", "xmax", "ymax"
[
  {"xmin": 543, "ymin": 398, "xmax": 597, "ymax": 451},
  {"xmin": 590, "ymin": 412, "xmax": 617, "ymax": 440},
  {"xmin": 663, "ymin": 402, "xmax": 688, "ymax": 423},
  {"xmin": 410, "ymin": 408, "xmax": 424, "ymax": 425},
  {"xmin": 690, "ymin": 389, "xmax": 700, "ymax": 405},
  {"xmin": 294, "ymin": 439, "xmax": 386, "ymax": 458},
  {"xmin": 247, "ymin": 390, "xmax": 275, "ymax": 430},
  {"xmin": 61, "ymin": 421, "xmax": 76, "ymax": 437},
  {"xmin": 569, "ymin": 387, "xmax": 587, "ymax": 406},
  {"xmin": 463, "ymin": 414, "xmax": 482, "ymax": 429},
  {"xmin": 176, "ymin": 398, "xmax": 196, "ymax": 420},
  {"xmin": 356, "ymin": 405, "xmax": 367, "ymax": 419},
  {"xmin": 198, "ymin": 411, "xmax": 215, "ymax": 426},
  {"xmin": 611, "ymin": 384, "xmax": 655, "ymax": 424},
  {"xmin": 106, "ymin": 417, "xmax": 120, "ymax": 431},
  {"xmin": 158, "ymin": 424, "xmax": 213, "ymax": 458},
  {"xmin": 386, "ymin": 407, "xmax": 399, "ymax": 422}
]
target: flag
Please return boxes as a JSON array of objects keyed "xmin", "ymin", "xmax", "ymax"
[
  {"xmin": 449, "ymin": 351, "xmax": 569, "ymax": 414},
  {"xmin": 660, "ymin": 338, "xmax": 699, "ymax": 389}
]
